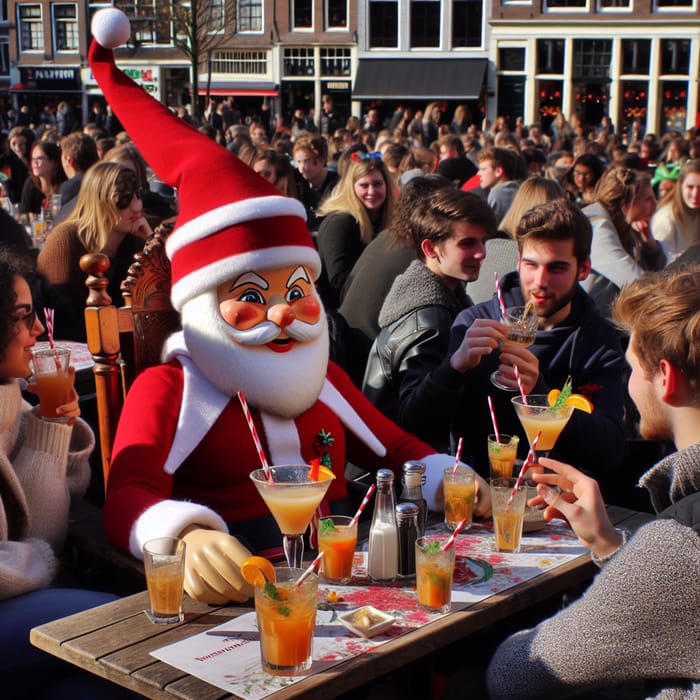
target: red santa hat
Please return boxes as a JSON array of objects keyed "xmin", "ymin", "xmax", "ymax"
[{"xmin": 89, "ymin": 8, "xmax": 320, "ymax": 312}]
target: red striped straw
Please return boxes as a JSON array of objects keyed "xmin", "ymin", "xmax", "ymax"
[
  {"xmin": 494, "ymin": 272, "xmax": 508, "ymax": 319},
  {"xmin": 295, "ymin": 551, "xmax": 324, "ymax": 586},
  {"xmin": 513, "ymin": 364, "xmax": 527, "ymax": 405},
  {"xmin": 237, "ymin": 391, "xmax": 271, "ymax": 481},
  {"xmin": 43, "ymin": 307, "xmax": 61, "ymax": 370},
  {"xmin": 508, "ymin": 430, "xmax": 541, "ymax": 506},
  {"xmin": 442, "ymin": 518, "xmax": 467, "ymax": 550},
  {"xmin": 487, "ymin": 395, "xmax": 500, "ymax": 443},
  {"xmin": 350, "ymin": 482, "xmax": 375, "ymax": 527},
  {"xmin": 452, "ymin": 437, "xmax": 464, "ymax": 475}
]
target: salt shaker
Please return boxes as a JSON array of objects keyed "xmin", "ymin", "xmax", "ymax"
[
  {"xmin": 396, "ymin": 501, "xmax": 419, "ymax": 579},
  {"xmin": 399, "ymin": 461, "xmax": 427, "ymax": 537},
  {"xmin": 367, "ymin": 469, "xmax": 398, "ymax": 583}
]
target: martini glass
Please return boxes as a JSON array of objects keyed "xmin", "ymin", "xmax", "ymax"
[
  {"xmin": 250, "ymin": 465, "xmax": 332, "ymax": 568},
  {"xmin": 491, "ymin": 305, "xmax": 539, "ymax": 390},
  {"xmin": 510, "ymin": 394, "xmax": 575, "ymax": 461}
]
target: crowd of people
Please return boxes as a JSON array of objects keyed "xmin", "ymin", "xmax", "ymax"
[{"xmin": 0, "ymin": 18, "xmax": 699, "ymax": 695}]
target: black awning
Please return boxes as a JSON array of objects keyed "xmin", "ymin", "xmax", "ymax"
[{"xmin": 353, "ymin": 58, "xmax": 487, "ymax": 100}]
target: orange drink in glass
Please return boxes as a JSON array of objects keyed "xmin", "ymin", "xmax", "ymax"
[
  {"xmin": 31, "ymin": 346, "xmax": 73, "ymax": 419},
  {"xmin": 254, "ymin": 567, "xmax": 318, "ymax": 676},
  {"xmin": 415, "ymin": 536, "xmax": 456, "ymax": 614},
  {"xmin": 142, "ymin": 537, "xmax": 186, "ymax": 623},
  {"xmin": 490, "ymin": 478, "xmax": 528, "ymax": 553},
  {"xmin": 442, "ymin": 466, "xmax": 475, "ymax": 531},
  {"xmin": 318, "ymin": 515, "xmax": 357, "ymax": 584},
  {"xmin": 487, "ymin": 433, "xmax": 520, "ymax": 480}
]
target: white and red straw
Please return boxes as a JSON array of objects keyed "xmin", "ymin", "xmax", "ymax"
[
  {"xmin": 43, "ymin": 307, "xmax": 61, "ymax": 370},
  {"xmin": 452, "ymin": 437, "xmax": 464, "ymax": 475},
  {"xmin": 442, "ymin": 518, "xmax": 467, "ymax": 550},
  {"xmin": 350, "ymin": 482, "xmax": 376, "ymax": 527},
  {"xmin": 295, "ymin": 551, "xmax": 324, "ymax": 586},
  {"xmin": 513, "ymin": 364, "xmax": 527, "ymax": 405},
  {"xmin": 508, "ymin": 430, "xmax": 541, "ymax": 506},
  {"xmin": 237, "ymin": 391, "xmax": 271, "ymax": 480},
  {"xmin": 487, "ymin": 395, "xmax": 500, "ymax": 443},
  {"xmin": 494, "ymin": 272, "xmax": 508, "ymax": 319}
]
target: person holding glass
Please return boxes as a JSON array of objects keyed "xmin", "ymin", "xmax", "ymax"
[{"xmin": 0, "ymin": 248, "xmax": 137, "ymax": 699}]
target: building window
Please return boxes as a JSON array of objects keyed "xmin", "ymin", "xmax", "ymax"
[
  {"xmin": 320, "ymin": 48, "xmax": 351, "ymax": 76},
  {"xmin": 537, "ymin": 39, "xmax": 565, "ymax": 74},
  {"xmin": 621, "ymin": 39, "xmax": 650, "ymax": 74},
  {"xmin": 661, "ymin": 80, "xmax": 688, "ymax": 132},
  {"xmin": 545, "ymin": 0, "xmax": 587, "ymax": 8},
  {"xmin": 369, "ymin": 0, "xmax": 398, "ymax": 48},
  {"xmin": 498, "ymin": 75, "xmax": 526, "ymax": 124},
  {"xmin": 573, "ymin": 39, "xmax": 611, "ymax": 80},
  {"xmin": 326, "ymin": 0, "xmax": 347, "ymax": 28},
  {"xmin": 238, "ymin": 0, "xmax": 262, "ymax": 31},
  {"xmin": 661, "ymin": 39, "xmax": 690, "ymax": 74},
  {"xmin": 208, "ymin": 0, "xmax": 224, "ymax": 32},
  {"xmin": 598, "ymin": 0, "xmax": 630, "ymax": 8},
  {"xmin": 499, "ymin": 47, "xmax": 525, "ymax": 71},
  {"xmin": 453, "ymin": 0, "xmax": 482, "ymax": 48},
  {"xmin": 410, "ymin": 0, "xmax": 440, "ymax": 48},
  {"xmin": 0, "ymin": 38, "xmax": 8, "ymax": 75},
  {"xmin": 211, "ymin": 50, "xmax": 268, "ymax": 75},
  {"xmin": 284, "ymin": 48, "xmax": 315, "ymax": 77},
  {"xmin": 293, "ymin": 0, "xmax": 312, "ymax": 28},
  {"xmin": 538, "ymin": 79, "xmax": 563, "ymax": 122},
  {"xmin": 656, "ymin": 0, "xmax": 693, "ymax": 7},
  {"xmin": 120, "ymin": 0, "xmax": 166, "ymax": 44},
  {"xmin": 54, "ymin": 3, "xmax": 79, "ymax": 51},
  {"xmin": 621, "ymin": 80, "xmax": 648, "ymax": 126},
  {"xmin": 18, "ymin": 5, "xmax": 43, "ymax": 51}
]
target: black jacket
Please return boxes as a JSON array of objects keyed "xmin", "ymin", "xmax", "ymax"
[{"xmin": 363, "ymin": 260, "xmax": 471, "ymax": 451}]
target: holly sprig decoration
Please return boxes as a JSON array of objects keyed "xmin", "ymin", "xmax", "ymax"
[
  {"xmin": 551, "ymin": 376, "xmax": 572, "ymax": 412},
  {"xmin": 314, "ymin": 429, "xmax": 335, "ymax": 469}
]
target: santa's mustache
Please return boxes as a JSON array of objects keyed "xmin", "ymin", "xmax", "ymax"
[{"xmin": 229, "ymin": 317, "xmax": 323, "ymax": 346}]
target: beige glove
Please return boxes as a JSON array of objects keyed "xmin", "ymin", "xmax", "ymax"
[{"xmin": 182, "ymin": 528, "xmax": 254, "ymax": 604}]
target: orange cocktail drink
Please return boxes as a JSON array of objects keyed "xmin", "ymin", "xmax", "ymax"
[
  {"xmin": 511, "ymin": 395, "xmax": 575, "ymax": 454},
  {"xmin": 142, "ymin": 537, "xmax": 186, "ymax": 624},
  {"xmin": 490, "ymin": 478, "xmax": 528, "ymax": 553},
  {"xmin": 32, "ymin": 346, "xmax": 72, "ymax": 419},
  {"xmin": 442, "ymin": 466, "xmax": 475, "ymax": 531},
  {"xmin": 487, "ymin": 434, "xmax": 520, "ymax": 480},
  {"xmin": 318, "ymin": 515, "xmax": 357, "ymax": 584},
  {"xmin": 254, "ymin": 567, "xmax": 318, "ymax": 676},
  {"xmin": 415, "ymin": 536, "xmax": 456, "ymax": 614}
]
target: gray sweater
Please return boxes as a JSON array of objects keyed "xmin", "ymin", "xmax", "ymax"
[
  {"xmin": 0, "ymin": 380, "xmax": 94, "ymax": 599},
  {"xmin": 486, "ymin": 442, "xmax": 700, "ymax": 699}
]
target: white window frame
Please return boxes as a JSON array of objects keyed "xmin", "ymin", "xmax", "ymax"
[
  {"xmin": 292, "ymin": 0, "xmax": 314, "ymax": 31},
  {"xmin": 325, "ymin": 0, "xmax": 348, "ymax": 30},
  {"xmin": 18, "ymin": 4, "xmax": 44, "ymax": 53},
  {"xmin": 409, "ymin": 0, "xmax": 442, "ymax": 50},
  {"xmin": 53, "ymin": 3, "xmax": 79, "ymax": 52},
  {"xmin": 597, "ymin": 0, "xmax": 632, "ymax": 12},
  {"xmin": 237, "ymin": 0, "xmax": 262, "ymax": 32},
  {"xmin": 543, "ymin": 0, "xmax": 590, "ymax": 13},
  {"xmin": 653, "ymin": 0, "xmax": 695, "ymax": 12}
]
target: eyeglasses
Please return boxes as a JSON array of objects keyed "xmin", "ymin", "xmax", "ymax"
[
  {"xmin": 115, "ymin": 187, "xmax": 145, "ymax": 210},
  {"xmin": 12, "ymin": 305, "xmax": 37, "ymax": 330},
  {"xmin": 31, "ymin": 156, "xmax": 47, "ymax": 164},
  {"xmin": 573, "ymin": 170, "xmax": 593, "ymax": 179}
]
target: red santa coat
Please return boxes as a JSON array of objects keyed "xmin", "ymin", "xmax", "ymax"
[{"xmin": 104, "ymin": 359, "xmax": 441, "ymax": 557}]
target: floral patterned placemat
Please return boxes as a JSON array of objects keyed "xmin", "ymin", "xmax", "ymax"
[{"xmin": 151, "ymin": 520, "xmax": 586, "ymax": 699}]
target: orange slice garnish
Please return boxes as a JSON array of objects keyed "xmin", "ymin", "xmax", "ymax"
[
  {"xmin": 240, "ymin": 556, "xmax": 275, "ymax": 587},
  {"xmin": 548, "ymin": 389, "xmax": 593, "ymax": 413}
]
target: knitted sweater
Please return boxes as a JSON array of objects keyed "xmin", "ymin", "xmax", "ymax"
[
  {"xmin": 486, "ymin": 442, "xmax": 700, "ymax": 699},
  {"xmin": 0, "ymin": 380, "xmax": 94, "ymax": 599}
]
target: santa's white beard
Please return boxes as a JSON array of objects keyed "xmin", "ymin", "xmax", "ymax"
[{"xmin": 181, "ymin": 292, "xmax": 329, "ymax": 418}]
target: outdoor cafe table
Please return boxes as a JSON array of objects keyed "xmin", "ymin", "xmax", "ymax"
[{"xmin": 31, "ymin": 505, "xmax": 651, "ymax": 700}]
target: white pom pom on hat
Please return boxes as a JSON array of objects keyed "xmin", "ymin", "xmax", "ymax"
[
  {"xmin": 87, "ymin": 10, "xmax": 320, "ymax": 313},
  {"xmin": 91, "ymin": 7, "xmax": 131, "ymax": 49}
]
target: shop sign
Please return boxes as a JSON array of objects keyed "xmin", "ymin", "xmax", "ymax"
[{"xmin": 19, "ymin": 67, "xmax": 80, "ymax": 91}]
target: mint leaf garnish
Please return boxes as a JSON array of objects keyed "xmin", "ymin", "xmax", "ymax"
[
  {"xmin": 319, "ymin": 517, "xmax": 336, "ymax": 535},
  {"xmin": 264, "ymin": 581, "xmax": 281, "ymax": 600},
  {"xmin": 551, "ymin": 376, "xmax": 572, "ymax": 412},
  {"xmin": 424, "ymin": 541, "xmax": 441, "ymax": 554},
  {"xmin": 277, "ymin": 606, "xmax": 291, "ymax": 617}
]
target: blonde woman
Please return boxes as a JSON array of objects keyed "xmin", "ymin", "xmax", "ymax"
[
  {"xmin": 651, "ymin": 158, "xmax": 700, "ymax": 263},
  {"xmin": 422, "ymin": 102, "xmax": 442, "ymax": 147},
  {"xmin": 316, "ymin": 153, "xmax": 395, "ymax": 309},
  {"xmin": 37, "ymin": 162, "xmax": 151, "ymax": 321}
]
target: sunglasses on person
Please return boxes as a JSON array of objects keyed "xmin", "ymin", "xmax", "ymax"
[
  {"xmin": 12, "ymin": 304, "xmax": 37, "ymax": 330},
  {"xmin": 115, "ymin": 187, "xmax": 145, "ymax": 210}
]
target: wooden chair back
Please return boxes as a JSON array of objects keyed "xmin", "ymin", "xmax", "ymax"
[{"xmin": 80, "ymin": 221, "xmax": 180, "ymax": 491}]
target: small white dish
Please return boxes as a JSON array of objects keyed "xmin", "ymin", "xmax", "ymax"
[{"xmin": 338, "ymin": 606, "xmax": 396, "ymax": 638}]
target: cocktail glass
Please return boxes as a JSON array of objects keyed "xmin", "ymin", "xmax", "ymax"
[
  {"xmin": 491, "ymin": 305, "xmax": 539, "ymax": 390},
  {"xmin": 510, "ymin": 394, "xmax": 574, "ymax": 460},
  {"xmin": 250, "ymin": 465, "xmax": 332, "ymax": 569}
]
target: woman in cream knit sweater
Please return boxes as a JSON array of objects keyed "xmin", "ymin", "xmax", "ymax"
[{"xmin": 0, "ymin": 250, "xmax": 136, "ymax": 698}]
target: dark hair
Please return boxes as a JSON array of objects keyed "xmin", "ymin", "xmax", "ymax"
[
  {"xmin": 59, "ymin": 132, "xmax": 99, "ymax": 172},
  {"xmin": 0, "ymin": 247, "xmax": 24, "ymax": 360},
  {"xmin": 410, "ymin": 188, "xmax": 497, "ymax": 260},
  {"xmin": 516, "ymin": 198, "xmax": 592, "ymax": 265}
]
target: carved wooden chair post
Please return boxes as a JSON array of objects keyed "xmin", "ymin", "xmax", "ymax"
[{"xmin": 80, "ymin": 222, "xmax": 179, "ymax": 491}]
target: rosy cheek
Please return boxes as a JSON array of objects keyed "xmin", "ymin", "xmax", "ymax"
[
  {"xmin": 291, "ymin": 296, "xmax": 321, "ymax": 323},
  {"xmin": 219, "ymin": 300, "xmax": 265, "ymax": 330}
]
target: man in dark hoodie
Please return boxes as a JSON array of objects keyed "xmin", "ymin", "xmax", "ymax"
[{"xmin": 404, "ymin": 198, "xmax": 626, "ymax": 485}]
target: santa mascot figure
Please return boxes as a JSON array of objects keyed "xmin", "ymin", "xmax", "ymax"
[{"xmin": 90, "ymin": 8, "xmax": 490, "ymax": 604}]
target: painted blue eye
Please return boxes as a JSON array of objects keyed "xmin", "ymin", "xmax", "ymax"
[
  {"xmin": 286, "ymin": 286, "xmax": 305, "ymax": 302},
  {"xmin": 239, "ymin": 290, "xmax": 264, "ymax": 304}
]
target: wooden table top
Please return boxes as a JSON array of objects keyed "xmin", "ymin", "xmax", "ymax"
[{"xmin": 31, "ymin": 506, "xmax": 652, "ymax": 700}]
